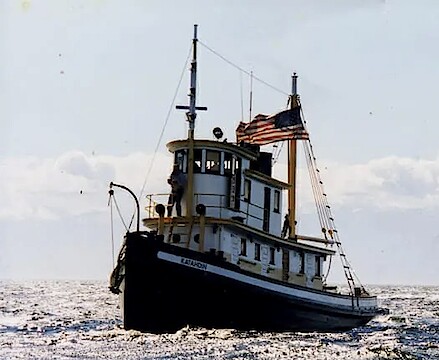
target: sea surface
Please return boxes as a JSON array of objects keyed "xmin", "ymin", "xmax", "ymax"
[{"xmin": 0, "ymin": 281, "xmax": 437, "ymax": 360}]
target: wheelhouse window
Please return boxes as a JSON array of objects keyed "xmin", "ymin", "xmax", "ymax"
[
  {"xmin": 205, "ymin": 150, "xmax": 220, "ymax": 174},
  {"xmin": 244, "ymin": 179, "xmax": 251, "ymax": 202},
  {"xmin": 269, "ymin": 247, "xmax": 275, "ymax": 265},
  {"xmin": 240, "ymin": 238, "xmax": 247, "ymax": 256},
  {"xmin": 194, "ymin": 149, "xmax": 202, "ymax": 173},
  {"xmin": 224, "ymin": 152, "xmax": 233, "ymax": 175},
  {"xmin": 273, "ymin": 190, "xmax": 280, "ymax": 213},
  {"xmin": 254, "ymin": 243, "xmax": 261, "ymax": 261}
]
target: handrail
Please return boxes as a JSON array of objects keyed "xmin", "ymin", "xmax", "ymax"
[{"xmin": 144, "ymin": 192, "xmax": 265, "ymax": 222}]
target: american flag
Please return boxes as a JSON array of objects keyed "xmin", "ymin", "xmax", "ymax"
[{"xmin": 236, "ymin": 107, "xmax": 309, "ymax": 145}]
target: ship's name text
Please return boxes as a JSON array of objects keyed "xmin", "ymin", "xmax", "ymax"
[{"xmin": 180, "ymin": 257, "xmax": 208, "ymax": 271}]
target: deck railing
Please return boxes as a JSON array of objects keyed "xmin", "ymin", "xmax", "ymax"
[{"xmin": 144, "ymin": 192, "xmax": 264, "ymax": 223}]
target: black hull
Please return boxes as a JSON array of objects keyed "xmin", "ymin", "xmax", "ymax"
[{"xmin": 119, "ymin": 232, "xmax": 377, "ymax": 333}]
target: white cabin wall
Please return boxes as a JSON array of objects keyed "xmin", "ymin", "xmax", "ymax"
[
  {"xmin": 274, "ymin": 247, "xmax": 282, "ymax": 267},
  {"xmin": 290, "ymin": 250, "xmax": 301, "ymax": 273},
  {"xmin": 270, "ymin": 196, "xmax": 281, "ymax": 237},
  {"xmin": 193, "ymin": 174, "xmax": 228, "ymax": 217},
  {"xmin": 305, "ymin": 253, "xmax": 315, "ymax": 287},
  {"xmin": 230, "ymin": 233, "xmax": 240, "ymax": 264},
  {"xmin": 242, "ymin": 179, "xmax": 264, "ymax": 229},
  {"xmin": 222, "ymin": 229, "xmax": 246, "ymax": 264},
  {"xmin": 240, "ymin": 177, "xmax": 283, "ymax": 236},
  {"xmin": 241, "ymin": 159, "xmax": 250, "ymax": 172}
]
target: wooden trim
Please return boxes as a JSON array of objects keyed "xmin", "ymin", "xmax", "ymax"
[
  {"xmin": 143, "ymin": 216, "xmax": 335, "ymax": 255},
  {"xmin": 295, "ymin": 234, "xmax": 334, "ymax": 245},
  {"xmin": 244, "ymin": 169, "xmax": 290, "ymax": 189}
]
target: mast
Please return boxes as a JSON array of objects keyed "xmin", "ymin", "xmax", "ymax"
[
  {"xmin": 176, "ymin": 25, "xmax": 207, "ymax": 218},
  {"xmin": 188, "ymin": 24, "xmax": 198, "ymax": 140},
  {"xmin": 288, "ymin": 73, "xmax": 299, "ymax": 238}
]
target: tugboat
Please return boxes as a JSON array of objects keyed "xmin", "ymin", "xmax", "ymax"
[{"xmin": 109, "ymin": 25, "xmax": 382, "ymax": 333}]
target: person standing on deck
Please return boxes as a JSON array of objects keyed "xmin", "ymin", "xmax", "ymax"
[{"xmin": 167, "ymin": 164, "xmax": 187, "ymax": 217}]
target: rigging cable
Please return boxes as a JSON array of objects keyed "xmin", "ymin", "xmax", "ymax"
[
  {"xmin": 299, "ymin": 104, "xmax": 366, "ymax": 294},
  {"xmin": 138, "ymin": 44, "xmax": 192, "ymax": 202},
  {"xmin": 272, "ymin": 141, "xmax": 285, "ymax": 165},
  {"xmin": 112, "ymin": 194, "xmax": 129, "ymax": 232},
  {"xmin": 198, "ymin": 40, "xmax": 289, "ymax": 97},
  {"xmin": 131, "ymin": 41, "xmax": 287, "ymax": 229},
  {"xmin": 126, "ymin": 45, "xmax": 192, "ymax": 231},
  {"xmin": 298, "ymin": 98, "xmax": 330, "ymax": 234}
]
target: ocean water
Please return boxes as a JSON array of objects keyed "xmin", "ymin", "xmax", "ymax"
[{"xmin": 0, "ymin": 281, "xmax": 438, "ymax": 360}]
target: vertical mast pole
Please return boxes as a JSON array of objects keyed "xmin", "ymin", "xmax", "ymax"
[
  {"xmin": 288, "ymin": 73, "xmax": 298, "ymax": 238},
  {"xmin": 186, "ymin": 24, "xmax": 198, "ymax": 219},
  {"xmin": 188, "ymin": 24, "xmax": 198, "ymax": 140}
]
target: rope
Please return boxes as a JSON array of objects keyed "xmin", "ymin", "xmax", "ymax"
[
  {"xmin": 323, "ymin": 254, "xmax": 332, "ymax": 282},
  {"xmin": 125, "ymin": 45, "xmax": 192, "ymax": 231},
  {"xmin": 112, "ymin": 195, "xmax": 129, "ymax": 232},
  {"xmin": 272, "ymin": 141, "xmax": 285, "ymax": 165},
  {"xmin": 299, "ymin": 102, "xmax": 366, "ymax": 295},
  {"xmin": 198, "ymin": 40, "xmax": 289, "ymax": 97},
  {"xmin": 137, "ymin": 45, "xmax": 192, "ymax": 201}
]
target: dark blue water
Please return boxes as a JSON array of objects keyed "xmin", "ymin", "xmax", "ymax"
[{"xmin": 0, "ymin": 281, "xmax": 437, "ymax": 359}]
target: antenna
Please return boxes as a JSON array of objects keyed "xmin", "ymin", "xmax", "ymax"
[
  {"xmin": 240, "ymin": 71, "xmax": 244, "ymax": 122},
  {"xmin": 249, "ymin": 71, "xmax": 254, "ymax": 121},
  {"xmin": 176, "ymin": 24, "xmax": 207, "ymax": 139}
]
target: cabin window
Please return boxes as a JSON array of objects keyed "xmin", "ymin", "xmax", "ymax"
[
  {"xmin": 240, "ymin": 238, "xmax": 247, "ymax": 256},
  {"xmin": 224, "ymin": 153, "xmax": 233, "ymax": 175},
  {"xmin": 244, "ymin": 179, "xmax": 251, "ymax": 202},
  {"xmin": 299, "ymin": 252, "xmax": 305, "ymax": 274},
  {"xmin": 254, "ymin": 243, "xmax": 261, "ymax": 261},
  {"xmin": 315, "ymin": 256, "xmax": 321, "ymax": 277},
  {"xmin": 174, "ymin": 150, "xmax": 187, "ymax": 173},
  {"xmin": 205, "ymin": 150, "xmax": 220, "ymax": 174},
  {"xmin": 269, "ymin": 247, "xmax": 275, "ymax": 265},
  {"xmin": 194, "ymin": 149, "xmax": 202, "ymax": 173},
  {"xmin": 273, "ymin": 190, "xmax": 280, "ymax": 213}
]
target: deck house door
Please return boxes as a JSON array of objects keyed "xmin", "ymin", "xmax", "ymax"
[{"xmin": 263, "ymin": 187, "xmax": 271, "ymax": 232}]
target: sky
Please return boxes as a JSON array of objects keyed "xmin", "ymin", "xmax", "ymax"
[{"xmin": 1, "ymin": 0, "xmax": 439, "ymax": 285}]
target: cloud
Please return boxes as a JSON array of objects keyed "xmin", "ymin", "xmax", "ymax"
[
  {"xmin": 2, "ymin": 151, "xmax": 439, "ymax": 222},
  {"xmin": 0, "ymin": 151, "xmax": 173, "ymax": 220},
  {"xmin": 313, "ymin": 155, "xmax": 439, "ymax": 211},
  {"xmin": 273, "ymin": 154, "xmax": 439, "ymax": 212}
]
